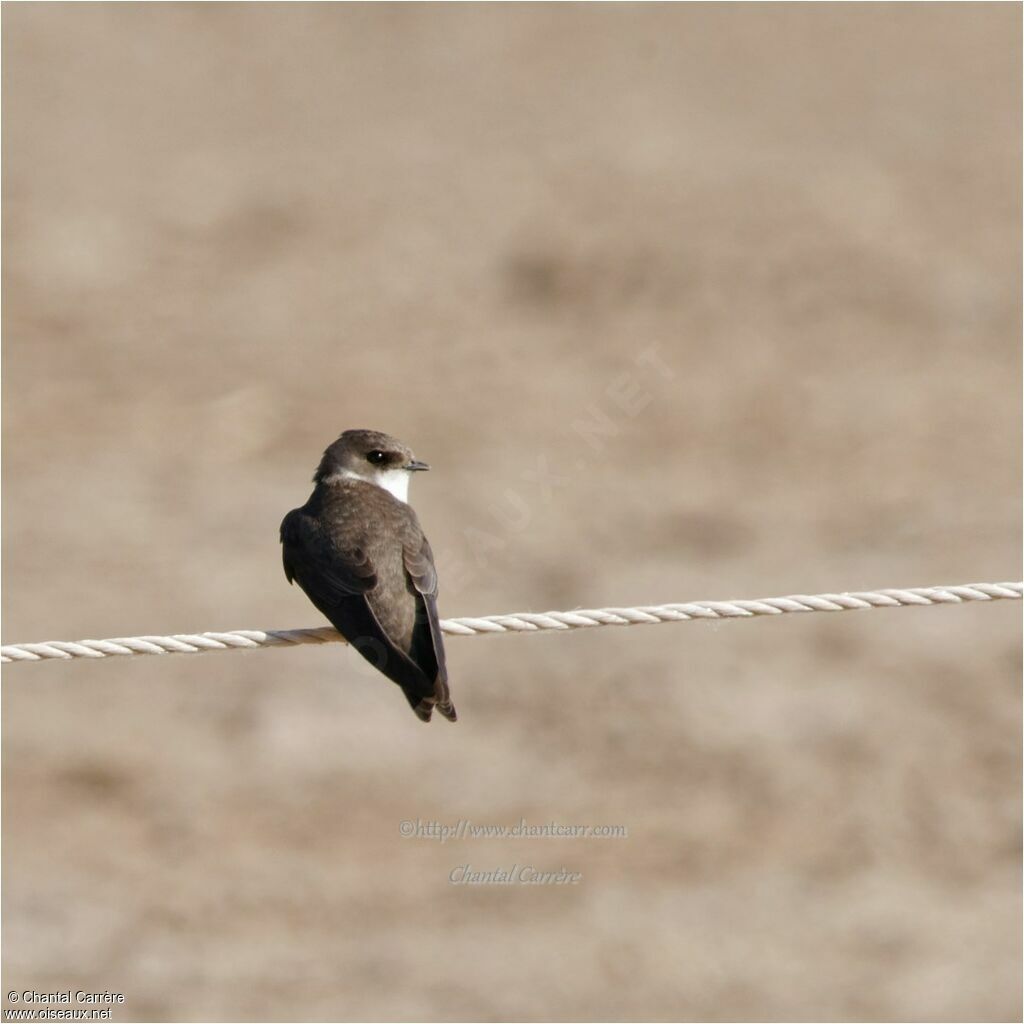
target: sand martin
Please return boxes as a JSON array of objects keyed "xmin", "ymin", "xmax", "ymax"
[{"xmin": 281, "ymin": 429, "xmax": 455, "ymax": 723}]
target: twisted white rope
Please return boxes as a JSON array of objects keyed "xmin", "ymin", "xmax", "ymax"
[{"xmin": 1, "ymin": 582, "xmax": 1019, "ymax": 665}]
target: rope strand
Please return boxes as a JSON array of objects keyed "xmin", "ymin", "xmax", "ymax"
[{"xmin": 2, "ymin": 581, "xmax": 1019, "ymax": 665}]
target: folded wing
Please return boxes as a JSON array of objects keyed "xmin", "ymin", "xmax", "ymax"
[{"xmin": 281, "ymin": 507, "xmax": 450, "ymax": 722}]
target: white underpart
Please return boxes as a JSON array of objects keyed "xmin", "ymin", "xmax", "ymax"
[{"xmin": 329, "ymin": 468, "xmax": 411, "ymax": 503}]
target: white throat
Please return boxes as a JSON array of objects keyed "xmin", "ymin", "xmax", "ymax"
[
  {"xmin": 331, "ymin": 468, "xmax": 410, "ymax": 503},
  {"xmin": 377, "ymin": 468, "xmax": 410, "ymax": 503}
]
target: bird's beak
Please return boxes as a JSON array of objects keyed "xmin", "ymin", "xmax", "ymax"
[{"xmin": 406, "ymin": 459, "xmax": 430, "ymax": 472}]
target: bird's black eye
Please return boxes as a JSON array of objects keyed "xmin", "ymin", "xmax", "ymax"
[{"xmin": 366, "ymin": 450, "xmax": 387, "ymax": 465}]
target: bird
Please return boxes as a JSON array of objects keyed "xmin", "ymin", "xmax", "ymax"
[{"xmin": 280, "ymin": 429, "xmax": 456, "ymax": 723}]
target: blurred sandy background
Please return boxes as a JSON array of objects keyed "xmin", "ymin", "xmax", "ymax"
[{"xmin": 2, "ymin": 4, "xmax": 1021, "ymax": 1022}]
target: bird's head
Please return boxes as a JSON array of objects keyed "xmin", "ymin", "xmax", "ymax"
[{"xmin": 314, "ymin": 429, "xmax": 429, "ymax": 503}]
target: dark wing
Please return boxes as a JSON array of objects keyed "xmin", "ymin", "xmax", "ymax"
[
  {"xmin": 403, "ymin": 534, "xmax": 455, "ymax": 722},
  {"xmin": 281, "ymin": 508, "xmax": 376, "ymax": 601},
  {"xmin": 281, "ymin": 507, "xmax": 443, "ymax": 721}
]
